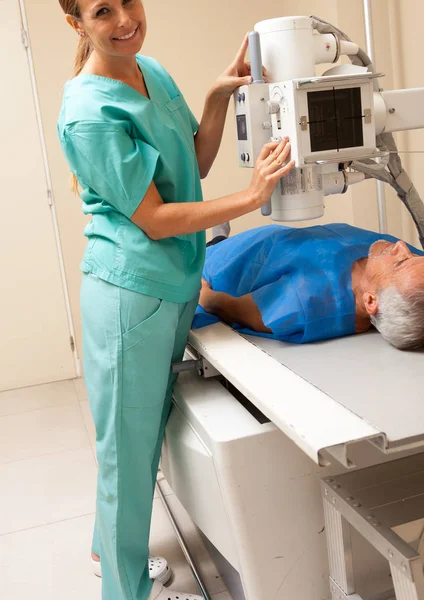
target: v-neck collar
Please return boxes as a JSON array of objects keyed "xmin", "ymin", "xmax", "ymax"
[{"xmin": 75, "ymin": 55, "xmax": 153, "ymax": 102}]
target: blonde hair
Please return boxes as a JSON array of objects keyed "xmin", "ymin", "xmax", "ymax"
[{"xmin": 59, "ymin": 0, "xmax": 93, "ymax": 193}]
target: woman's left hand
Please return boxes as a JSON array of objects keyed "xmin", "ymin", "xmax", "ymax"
[{"xmin": 212, "ymin": 34, "xmax": 268, "ymax": 100}]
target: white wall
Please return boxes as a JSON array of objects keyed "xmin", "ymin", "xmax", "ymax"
[{"xmin": 0, "ymin": 0, "xmax": 76, "ymax": 390}]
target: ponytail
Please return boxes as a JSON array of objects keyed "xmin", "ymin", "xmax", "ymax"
[
  {"xmin": 74, "ymin": 35, "xmax": 92, "ymax": 77},
  {"xmin": 71, "ymin": 37, "xmax": 92, "ymax": 193},
  {"xmin": 58, "ymin": 0, "xmax": 92, "ymax": 194},
  {"xmin": 70, "ymin": 173, "xmax": 80, "ymax": 195}
]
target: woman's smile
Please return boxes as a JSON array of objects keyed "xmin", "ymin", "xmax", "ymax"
[{"xmin": 112, "ymin": 25, "xmax": 139, "ymax": 41}]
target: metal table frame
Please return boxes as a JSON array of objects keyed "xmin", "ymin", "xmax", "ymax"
[{"xmin": 322, "ymin": 454, "xmax": 424, "ymax": 600}]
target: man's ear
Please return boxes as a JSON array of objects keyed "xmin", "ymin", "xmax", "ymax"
[{"xmin": 363, "ymin": 291, "xmax": 379, "ymax": 316}]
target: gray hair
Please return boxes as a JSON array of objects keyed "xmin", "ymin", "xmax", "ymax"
[{"xmin": 371, "ymin": 286, "xmax": 424, "ymax": 350}]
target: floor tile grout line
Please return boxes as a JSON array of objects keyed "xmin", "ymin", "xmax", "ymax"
[
  {"xmin": 77, "ymin": 399, "xmax": 98, "ymax": 464},
  {"xmin": 72, "ymin": 378, "xmax": 97, "ymax": 463},
  {"xmin": 88, "ymin": 441, "xmax": 98, "ymax": 464},
  {"xmin": 0, "ymin": 380, "xmax": 80, "ymax": 411},
  {"xmin": 0, "ymin": 389, "xmax": 94, "ymax": 466},
  {"xmin": 73, "ymin": 379, "xmax": 96, "ymax": 462},
  {"xmin": 73, "ymin": 380, "xmax": 89, "ymax": 403},
  {"xmin": 72, "ymin": 378, "xmax": 88, "ymax": 404},
  {"xmin": 0, "ymin": 378, "xmax": 78, "ymax": 397},
  {"xmin": 0, "ymin": 511, "xmax": 96, "ymax": 538},
  {"xmin": 0, "ymin": 440, "xmax": 94, "ymax": 467},
  {"xmin": 0, "ymin": 403, "xmax": 76, "ymax": 418},
  {"xmin": 0, "ymin": 395, "xmax": 80, "ymax": 418}
]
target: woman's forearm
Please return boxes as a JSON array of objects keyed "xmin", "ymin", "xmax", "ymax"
[
  {"xmin": 131, "ymin": 138, "xmax": 294, "ymax": 240},
  {"xmin": 194, "ymin": 88, "xmax": 230, "ymax": 178},
  {"xmin": 145, "ymin": 190, "xmax": 254, "ymax": 240}
]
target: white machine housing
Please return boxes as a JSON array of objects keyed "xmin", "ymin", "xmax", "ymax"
[
  {"xmin": 235, "ymin": 15, "xmax": 424, "ymax": 221},
  {"xmin": 163, "ymin": 325, "xmax": 424, "ymax": 600},
  {"xmin": 236, "ymin": 72, "xmax": 378, "ymax": 220},
  {"xmin": 236, "ymin": 75, "xmax": 379, "ymax": 169}
]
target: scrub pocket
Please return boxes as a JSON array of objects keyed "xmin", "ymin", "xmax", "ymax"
[
  {"xmin": 165, "ymin": 95, "xmax": 196, "ymax": 152},
  {"xmin": 119, "ymin": 287, "xmax": 177, "ymax": 409},
  {"xmin": 120, "ymin": 288, "xmax": 164, "ymax": 353}
]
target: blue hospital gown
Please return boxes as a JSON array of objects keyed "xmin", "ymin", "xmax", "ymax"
[{"xmin": 192, "ymin": 223, "xmax": 423, "ymax": 343}]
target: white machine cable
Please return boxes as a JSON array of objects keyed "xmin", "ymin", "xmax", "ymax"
[
  {"xmin": 311, "ymin": 14, "xmax": 424, "ymax": 249},
  {"xmin": 310, "ymin": 15, "xmax": 373, "ymax": 77},
  {"xmin": 156, "ymin": 471, "xmax": 212, "ymax": 600},
  {"xmin": 352, "ymin": 134, "xmax": 424, "ymax": 249}
]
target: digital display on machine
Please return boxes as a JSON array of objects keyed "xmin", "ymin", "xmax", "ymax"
[
  {"xmin": 236, "ymin": 115, "xmax": 248, "ymax": 141},
  {"xmin": 307, "ymin": 87, "xmax": 364, "ymax": 152}
]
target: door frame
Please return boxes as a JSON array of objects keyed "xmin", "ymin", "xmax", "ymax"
[{"xmin": 17, "ymin": 0, "xmax": 81, "ymax": 377}]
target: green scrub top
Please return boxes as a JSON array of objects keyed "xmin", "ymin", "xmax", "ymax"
[{"xmin": 58, "ymin": 55, "xmax": 206, "ymax": 303}]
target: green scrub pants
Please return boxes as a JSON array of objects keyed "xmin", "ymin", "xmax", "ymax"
[{"xmin": 81, "ymin": 273, "xmax": 198, "ymax": 600}]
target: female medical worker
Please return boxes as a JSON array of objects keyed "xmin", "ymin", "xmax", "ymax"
[{"xmin": 57, "ymin": 1, "xmax": 294, "ymax": 599}]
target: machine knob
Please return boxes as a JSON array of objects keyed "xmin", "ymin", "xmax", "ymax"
[
  {"xmin": 241, "ymin": 93, "xmax": 246, "ymax": 102},
  {"xmin": 246, "ymin": 153, "xmax": 250, "ymax": 162},
  {"xmin": 237, "ymin": 93, "xmax": 242, "ymax": 103},
  {"xmin": 267, "ymin": 101, "xmax": 280, "ymax": 114},
  {"xmin": 241, "ymin": 153, "xmax": 246, "ymax": 162}
]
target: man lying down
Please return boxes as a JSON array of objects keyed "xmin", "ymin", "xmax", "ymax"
[{"xmin": 193, "ymin": 223, "xmax": 424, "ymax": 350}]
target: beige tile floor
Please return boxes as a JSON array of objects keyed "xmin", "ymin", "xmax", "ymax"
[{"xmin": 0, "ymin": 378, "xmax": 232, "ymax": 600}]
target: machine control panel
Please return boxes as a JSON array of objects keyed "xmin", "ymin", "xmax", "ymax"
[{"xmin": 234, "ymin": 83, "xmax": 270, "ymax": 168}]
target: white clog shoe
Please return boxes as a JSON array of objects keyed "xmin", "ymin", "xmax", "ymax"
[
  {"xmin": 92, "ymin": 555, "xmax": 171, "ymax": 585},
  {"xmin": 148, "ymin": 580, "xmax": 203, "ymax": 600}
]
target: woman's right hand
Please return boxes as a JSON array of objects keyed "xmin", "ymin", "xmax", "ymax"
[
  {"xmin": 248, "ymin": 138, "xmax": 295, "ymax": 209},
  {"xmin": 130, "ymin": 138, "xmax": 295, "ymax": 240}
]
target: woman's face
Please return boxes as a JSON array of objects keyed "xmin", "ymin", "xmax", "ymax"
[{"xmin": 70, "ymin": 0, "xmax": 146, "ymax": 58}]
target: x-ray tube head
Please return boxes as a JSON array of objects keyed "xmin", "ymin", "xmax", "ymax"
[
  {"xmin": 233, "ymin": 13, "xmax": 424, "ymax": 234},
  {"xmin": 234, "ymin": 15, "xmax": 385, "ymax": 222},
  {"xmin": 271, "ymin": 166, "xmax": 325, "ymax": 221},
  {"xmin": 254, "ymin": 16, "xmax": 318, "ymax": 82}
]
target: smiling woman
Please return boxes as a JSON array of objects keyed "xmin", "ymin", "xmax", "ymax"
[
  {"xmin": 60, "ymin": 0, "xmax": 150, "ymax": 195},
  {"xmin": 59, "ymin": 0, "xmax": 147, "ymax": 74},
  {"xmin": 68, "ymin": 0, "xmax": 146, "ymax": 55}
]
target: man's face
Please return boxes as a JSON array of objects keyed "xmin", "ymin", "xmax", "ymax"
[
  {"xmin": 366, "ymin": 240, "xmax": 424, "ymax": 292},
  {"xmin": 363, "ymin": 239, "xmax": 424, "ymax": 315}
]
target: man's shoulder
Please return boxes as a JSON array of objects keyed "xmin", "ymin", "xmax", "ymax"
[
  {"xmin": 321, "ymin": 223, "xmax": 364, "ymax": 237},
  {"xmin": 321, "ymin": 223, "xmax": 390, "ymax": 245}
]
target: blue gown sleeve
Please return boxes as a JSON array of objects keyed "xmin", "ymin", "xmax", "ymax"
[
  {"xmin": 250, "ymin": 278, "xmax": 306, "ymax": 342},
  {"xmin": 62, "ymin": 121, "xmax": 159, "ymax": 218}
]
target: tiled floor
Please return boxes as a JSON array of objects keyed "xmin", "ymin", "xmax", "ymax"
[{"xmin": 0, "ymin": 378, "xmax": 232, "ymax": 600}]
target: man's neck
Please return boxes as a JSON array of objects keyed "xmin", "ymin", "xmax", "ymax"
[{"xmin": 351, "ymin": 257, "xmax": 371, "ymax": 333}]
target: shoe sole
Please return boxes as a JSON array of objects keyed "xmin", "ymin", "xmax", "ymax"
[{"xmin": 92, "ymin": 560, "xmax": 172, "ymax": 585}]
